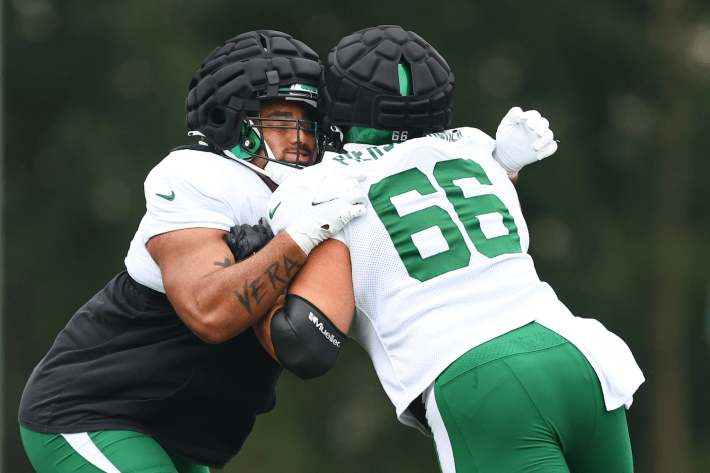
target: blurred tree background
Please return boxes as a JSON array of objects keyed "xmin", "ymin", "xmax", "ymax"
[{"xmin": 3, "ymin": 0, "xmax": 710, "ymax": 471}]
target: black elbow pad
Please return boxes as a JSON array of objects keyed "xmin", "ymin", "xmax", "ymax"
[{"xmin": 271, "ymin": 294, "xmax": 346, "ymax": 379}]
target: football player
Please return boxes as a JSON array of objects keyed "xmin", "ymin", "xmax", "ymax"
[
  {"xmin": 258, "ymin": 25, "xmax": 644, "ymax": 472},
  {"xmin": 18, "ymin": 30, "xmax": 366, "ymax": 472}
]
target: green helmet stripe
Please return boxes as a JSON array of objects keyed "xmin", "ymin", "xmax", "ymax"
[
  {"xmin": 398, "ymin": 63, "xmax": 412, "ymax": 97},
  {"xmin": 339, "ymin": 63, "xmax": 416, "ymax": 147}
]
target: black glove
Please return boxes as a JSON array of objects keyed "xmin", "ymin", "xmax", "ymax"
[{"xmin": 223, "ymin": 219, "xmax": 275, "ymax": 262}]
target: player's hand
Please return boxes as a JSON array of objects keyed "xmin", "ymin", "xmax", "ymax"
[
  {"xmin": 492, "ymin": 107, "xmax": 558, "ymax": 178},
  {"xmin": 223, "ymin": 218, "xmax": 275, "ymax": 262},
  {"xmin": 285, "ymin": 171, "xmax": 368, "ymax": 255}
]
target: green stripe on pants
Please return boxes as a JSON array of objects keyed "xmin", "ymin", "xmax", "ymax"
[{"xmin": 20, "ymin": 426, "xmax": 210, "ymax": 473}]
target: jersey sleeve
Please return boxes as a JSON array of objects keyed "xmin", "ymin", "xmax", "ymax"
[
  {"xmin": 141, "ymin": 154, "xmax": 237, "ymax": 242},
  {"xmin": 331, "ymin": 227, "xmax": 350, "ymax": 248}
]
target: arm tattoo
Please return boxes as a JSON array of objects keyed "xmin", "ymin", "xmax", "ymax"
[
  {"xmin": 232, "ymin": 255, "xmax": 303, "ymax": 314},
  {"xmin": 265, "ymin": 261, "xmax": 287, "ymax": 289},
  {"xmin": 250, "ymin": 277, "xmax": 266, "ymax": 305},
  {"xmin": 234, "ymin": 281, "xmax": 252, "ymax": 315},
  {"xmin": 283, "ymin": 255, "xmax": 301, "ymax": 278}
]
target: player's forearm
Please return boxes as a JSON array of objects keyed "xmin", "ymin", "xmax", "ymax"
[
  {"xmin": 252, "ymin": 296, "xmax": 284, "ymax": 362},
  {"xmin": 252, "ymin": 240, "xmax": 355, "ymax": 378},
  {"xmin": 171, "ymin": 232, "xmax": 307, "ymax": 343}
]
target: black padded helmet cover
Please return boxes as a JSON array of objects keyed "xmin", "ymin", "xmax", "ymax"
[
  {"xmin": 186, "ymin": 30, "xmax": 322, "ymax": 151},
  {"xmin": 320, "ymin": 25, "xmax": 455, "ymax": 133}
]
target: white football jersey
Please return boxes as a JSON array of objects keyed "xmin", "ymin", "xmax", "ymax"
[
  {"xmin": 125, "ymin": 148, "xmax": 272, "ymax": 292},
  {"xmin": 269, "ymin": 128, "xmax": 643, "ymax": 428}
]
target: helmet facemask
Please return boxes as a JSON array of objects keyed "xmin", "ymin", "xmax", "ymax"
[
  {"xmin": 222, "ymin": 87, "xmax": 328, "ymax": 184},
  {"xmin": 230, "ymin": 108, "xmax": 325, "ymax": 167}
]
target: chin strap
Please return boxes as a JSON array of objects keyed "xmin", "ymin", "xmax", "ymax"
[
  {"xmin": 223, "ymin": 136, "xmax": 301, "ymax": 186},
  {"xmin": 262, "ymin": 160, "xmax": 300, "ymax": 185}
]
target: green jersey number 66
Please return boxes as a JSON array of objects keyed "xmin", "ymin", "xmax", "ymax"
[{"xmin": 369, "ymin": 158, "xmax": 522, "ymax": 282}]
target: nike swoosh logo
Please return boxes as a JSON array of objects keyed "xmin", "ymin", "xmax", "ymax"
[
  {"xmin": 312, "ymin": 198, "xmax": 337, "ymax": 206},
  {"xmin": 156, "ymin": 191, "xmax": 175, "ymax": 201},
  {"xmin": 269, "ymin": 202, "xmax": 281, "ymax": 219}
]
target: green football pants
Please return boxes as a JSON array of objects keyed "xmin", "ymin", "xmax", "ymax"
[
  {"xmin": 426, "ymin": 322, "xmax": 633, "ymax": 472},
  {"xmin": 20, "ymin": 427, "xmax": 209, "ymax": 473}
]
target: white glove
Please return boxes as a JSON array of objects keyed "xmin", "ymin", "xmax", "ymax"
[
  {"xmin": 285, "ymin": 171, "xmax": 368, "ymax": 255},
  {"xmin": 492, "ymin": 107, "xmax": 558, "ymax": 178}
]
